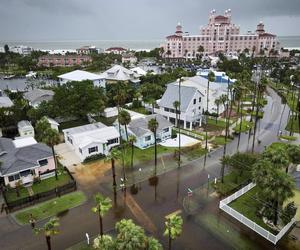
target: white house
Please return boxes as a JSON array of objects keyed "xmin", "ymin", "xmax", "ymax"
[
  {"xmin": 99, "ymin": 65, "xmax": 140, "ymax": 85},
  {"xmin": 130, "ymin": 67, "xmax": 148, "ymax": 77},
  {"xmin": 115, "ymin": 113, "xmax": 173, "ymax": 149},
  {"xmin": 46, "ymin": 117, "xmax": 59, "ymax": 131},
  {"xmin": 0, "ymin": 137, "xmax": 55, "ymax": 187},
  {"xmin": 58, "ymin": 70, "xmax": 105, "ymax": 88},
  {"xmin": 122, "ymin": 53, "xmax": 138, "ymax": 65},
  {"xmin": 157, "ymin": 75, "xmax": 229, "ymax": 130},
  {"xmin": 18, "ymin": 120, "xmax": 35, "ymax": 138},
  {"xmin": 63, "ymin": 122, "xmax": 120, "ymax": 162}
]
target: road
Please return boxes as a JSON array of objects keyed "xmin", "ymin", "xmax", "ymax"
[{"xmin": 0, "ymin": 87, "xmax": 292, "ymax": 250}]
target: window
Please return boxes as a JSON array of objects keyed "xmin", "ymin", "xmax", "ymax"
[
  {"xmin": 145, "ymin": 135, "xmax": 151, "ymax": 142},
  {"xmin": 199, "ymin": 97, "xmax": 201, "ymax": 102},
  {"xmin": 20, "ymin": 170, "xmax": 31, "ymax": 177},
  {"xmin": 79, "ymin": 148, "xmax": 82, "ymax": 154},
  {"xmin": 163, "ymin": 128, "xmax": 169, "ymax": 133},
  {"xmin": 88, "ymin": 146, "xmax": 98, "ymax": 154},
  {"xmin": 164, "ymin": 107, "xmax": 170, "ymax": 112},
  {"xmin": 107, "ymin": 138, "xmax": 118, "ymax": 145},
  {"xmin": 193, "ymin": 99, "xmax": 196, "ymax": 104},
  {"xmin": 38, "ymin": 159, "xmax": 48, "ymax": 166}
]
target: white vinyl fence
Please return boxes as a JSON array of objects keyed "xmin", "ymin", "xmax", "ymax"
[{"xmin": 219, "ymin": 182, "xmax": 296, "ymax": 245}]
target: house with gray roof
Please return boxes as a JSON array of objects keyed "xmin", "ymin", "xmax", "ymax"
[
  {"xmin": 115, "ymin": 113, "xmax": 173, "ymax": 149},
  {"xmin": 0, "ymin": 137, "xmax": 55, "ymax": 187},
  {"xmin": 0, "ymin": 91, "xmax": 13, "ymax": 108},
  {"xmin": 24, "ymin": 89, "xmax": 54, "ymax": 108},
  {"xmin": 157, "ymin": 75, "xmax": 228, "ymax": 130}
]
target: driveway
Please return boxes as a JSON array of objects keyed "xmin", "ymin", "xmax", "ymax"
[
  {"xmin": 160, "ymin": 134, "xmax": 200, "ymax": 147},
  {"xmin": 55, "ymin": 143, "xmax": 81, "ymax": 169}
]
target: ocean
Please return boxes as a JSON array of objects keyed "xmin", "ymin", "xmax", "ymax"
[{"xmin": 0, "ymin": 36, "xmax": 300, "ymax": 51}]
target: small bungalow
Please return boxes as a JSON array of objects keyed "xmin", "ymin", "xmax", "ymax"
[
  {"xmin": 46, "ymin": 117, "xmax": 59, "ymax": 131},
  {"xmin": 0, "ymin": 137, "xmax": 55, "ymax": 187},
  {"xmin": 18, "ymin": 120, "xmax": 35, "ymax": 138},
  {"xmin": 116, "ymin": 113, "xmax": 173, "ymax": 149},
  {"xmin": 63, "ymin": 122, "xmax": 120, "ymax": 162}
]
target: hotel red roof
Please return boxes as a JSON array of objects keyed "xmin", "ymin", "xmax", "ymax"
[
  {"xmin": 259, "ymin": 33, "xmax": 276, "ymax": 38},
  {"xmin": 106, "ymin": 47, "xmax": 127, "ymax": 51},
  {"xmin": 166, "ymin": 34, "xmax": 182, "ymax": 39}
]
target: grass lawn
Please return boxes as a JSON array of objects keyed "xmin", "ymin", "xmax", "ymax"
[
  {"xmin": 14, "ymin": 191, "xmax": 86, "ymax": 225},
  {"xmin": 233, "ymin": 120, "xmax": 253, "ymax": 133},
  {"xmin": 122, "ymin": 145, "xmax": 175, "ymax": 167},
  {"xmin": 279, "ymin": 135, "xmax": 297, "ymax": 141},
  {"xmin": 207, "ymin": 118, "xmax": 227, "ymax": 128},
  {"xmin": 5, "ymin": 187, "xmax": 30, "ymax": 203},
  {"xmin": 127, "ymin": 106, "xmax": 150, "ymax": 115},
  {"xmin": 285, "ymin": 189, "xmax": 300, "ymax": 221},
  {"xmin": 196, "ymin": 214, "xmax": 258, "ymax": 250},
  {"xmin": 229, "ymin": 186, "xmax": 276, "ymax": 233},
  {"xmin": 181, "ymin": 144, "xmax": 207, "ymax": 160},
  {"xmin": 286, "ymin": 115, "xmax": 300, "ymax": 133},
  {"xmin": 214, "ymin": 170, "xmax": 251, "ymax": 196},
  {"xmin": 211, "ymin": 136, "xmax": 232, "ymax": 145},
  {"xmin": 31, "ymin": 171, "xmax": 72, "ymax": 194},
  {"xmin": 59, "ymin": 119, "xmax": 89, "ymax": 131}
]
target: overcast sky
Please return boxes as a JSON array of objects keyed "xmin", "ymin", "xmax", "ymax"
[{"xmin": 1, "ymin": 0, "xmax": 300, "ymax": 41}]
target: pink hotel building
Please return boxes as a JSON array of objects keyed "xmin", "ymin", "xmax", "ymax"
[{"xmin": 161, "ymin": 9, "xmax": 280, "ymax": 60}]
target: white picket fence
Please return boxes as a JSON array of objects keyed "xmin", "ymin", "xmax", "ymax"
[{"xmin": 219, "ymin": 182, "xmax": 296, "ymax": 245}]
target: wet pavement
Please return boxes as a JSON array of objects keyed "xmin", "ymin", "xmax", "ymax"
[{"xmin": 0, "ymin": 87, "xmax": 299, "ymax": 250}]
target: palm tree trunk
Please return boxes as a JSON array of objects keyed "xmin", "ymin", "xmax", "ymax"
[
  {"xmin": 99, "ymin": 210, "xmax": 103, "ymax": 237},
  {"xmin": 168, "ymin": 232, "xmax": 172, "ymax": 250},
  {"xmin": 205, "ymin": 81, "xmax": 210, "ymax": 150},
  {"xmin": 131, "ymin": 143, "xmax": 134, "ymax": 169},
  {"xmin": 274, "ymin": 200, "xmax": 279, "ymax": 226},
  {"xmin": 154, "ymin": 132, "xmax": 157, "ymax": 176},
  {"xmin": 124, "ymin": 124, "xmax": 129, "ymax": 141},
  {"xmin": 111, "ymin": 159, "xmax": 116, "ymax": 187},
  {"xmin": 46, "ymin": 236, "xmax": 51, "ymax": 250},
  {"xmin": 51, "ymin": 146, "xmax": 58, "ymax": 180}
]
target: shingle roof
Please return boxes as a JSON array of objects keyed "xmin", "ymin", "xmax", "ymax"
[
  {"xmin": 63, "ymin": 122, "xmax": 106, "ymax": 135},
  {"xmin": 24, "ymin": 89, "xmax": 54, "ymax": 104},
  {"xmin": 17, "ymin": 120, "xmax": 33, "ymax": 129},
  {"xmin": 159, "ymin": 84, "xmax": 198, "ymax": 112},
  {"xmin": 99, "ymin": 65, "xmax": 139, "ymax": 81},
  {"xmin": 128, "ymin": 114, "xmax": 173, "ymax": 137},
  {"xmin": 58, "ymin": 70, "xmax": 102, "ymax": 81},
  {"xmin": 0, "ymin": 138, "xmax": 52, "ymax": 176},
  {"xmin": 0, "ymin": 96, "xmax": 13, "ymax": 108}
]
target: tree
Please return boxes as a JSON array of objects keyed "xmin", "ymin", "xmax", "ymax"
[
  {"xmin": 220, "ymin": 155, "xmax": 231, "ymax": 183},
  {"xmin": 93, "ymin": 235, "xmax": 115, "ymax": 250},
  {"xmin": 34, "ymin": 217, "xmax": 59, "ymax": 250},
  {"xmin": 280, "ymin": 202, "xmax": 297, "ymax": 225},
  {"xmin": 91, "ymin": 193, "xmax": 112, "ymax": 237},
  {"xmin": 35, "ymin": 117, "xmax": 60, "ymax": 180},
  {"xmin": 115, "ymin": 219, "xmax": 147, "ymax": 249},
  {"xmin": 227, "ymin": 152, "xmax": 259, "ymax": 177},
  {"xmin": 128, "ymin": 135, "xmax": 136, "ymax": 169},
  {"xmin": 147, "ymin": 237, "xmax": 163, "ymax": 250},
  {"xmin": 252, "ymin": 159, "xmax": 295, "ymax": 225},
  {"xmin": 205, "ymin": 71, "xmax": 216, "ymax": 150},
  {"xmin": 164, "ymin": 215, "xmax": 183, "ymax": 250},
  {"xmin": 118, "ymin": 109, "xmax": 131, "ymax": 141},
  {"xmin": 262, "ymin": 146, "xmax": 290, "ymax": 172},
  {"xmin": 106, "ymin": 148, "xmax": 122, "ymax": 187},
  {"xmin": 148, "ymin": 118, "xmax": 159, "ymax": 176},
  {"xmin": 4, "ymin": 44, "xmax": 9, "ymax": 54},
  {"xmin": 214, "ymin": 98, "xmax": 221, "ymax": 123}
]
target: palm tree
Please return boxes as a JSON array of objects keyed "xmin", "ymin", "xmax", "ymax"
[
  {"xmin": 91, "ymin": 193, "xmax": 112, "ymax": 237},
  {"xmin": 128, "ymin": 135, "xmax": 136, "ymax": 169},
  {"xmin": 164, "ymin": 215, "xmax": 183, "ymax": 250},
  {"xmin": 205, "ymin": 71, "xmax": 215, "ymax": 150},
  {"xmin": 106, "ymin": 148, "xmax": 121, "ymax": 187},
  {"xmin": 214, "ymin": 98, "xmax": 221, "ymax": 124},
  {"xmin": 220, "ymin": 155, "xmax": 231, "ymax": 183},
  {"xmin": 34, "ymin": 217, "xmax": 60, "ymax": 250},
  {"xmin": 118, "ymin": 109, "xmax": 131, "ymax": 141},
  {"xmin": 36, "ymin": 117, "xmax": 60, "ymax": 180},
  {"xmin": 148, "ymin": 118, "xmax": 159, "ymax": 176},
  {"xmin": 173, "ymin": 101, "xmax": 180, "ymax": 128}
]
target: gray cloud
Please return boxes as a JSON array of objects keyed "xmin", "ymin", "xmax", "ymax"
[{"xmin": 0, "ymin": 0, "xmax": 299, "ymax": 41}]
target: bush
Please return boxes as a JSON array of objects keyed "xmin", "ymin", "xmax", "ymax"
[
  {"xmin": 83, "ymin": 153, "xmax": 105, "ymax": 163},
  {"xmin": 131, "ymin": 100, "xmax": 142, "ymax": 108}
]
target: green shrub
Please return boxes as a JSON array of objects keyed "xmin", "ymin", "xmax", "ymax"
[{"xmin": 83, "ymin": 153, "xmax": 105, "ymax": 163}]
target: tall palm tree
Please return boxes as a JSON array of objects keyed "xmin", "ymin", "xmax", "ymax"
[
  {"xmin": 164, "ymin": 215, "xmax": 183, "ymax": 250},
  {"xmin": 173, "ymin": 101, "xmax": 180, "ymax": 128},
  {"xmin": 205, "ymin": 71, "xmax": 216, "ymax": 150},
  {"xmin": 36, "ymin": 117, "xmax": 60, "ymax": 180},
  {"xmin": 91, "ymin": 193, "xmax": 112, "ymax": 237},
  {"xmin": 148, "ymin": 118, "xmax": 159, "ymax": 176},
  {"xmin": 118, "ymin": 109, "xmax": 131, "ymax": 141},
  {"xmin": 128, "ymin": 135, "xmax": 136, "ymax": 170},
  {"xmin": 214, "ymin": 98, "xmax": 221, "ymax": 124},
  {"xmin": 34, "ymin": 217, "xmax": 60, "ymax": 250},
  {"xmin": 106, "ymin": 148, "xmax": 121, "ymax": 187}
]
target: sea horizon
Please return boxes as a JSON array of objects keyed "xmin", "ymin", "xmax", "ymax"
[{"xmin": 1, "ymin": 36, "xmax": 300, "ymax": 51}]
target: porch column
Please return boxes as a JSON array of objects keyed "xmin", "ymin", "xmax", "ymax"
[
  {"xmin": 189, "ymin": 121, "xmax": 192, "ymax": 131},
  {"xmin": 184, "ymin": 119, "xmax": 187, "ymax": 129}
]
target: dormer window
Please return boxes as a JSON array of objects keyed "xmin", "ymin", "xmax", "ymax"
[{"xmin": 39, "ymin": 159, "xmax": 48, "ymax": 166}]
